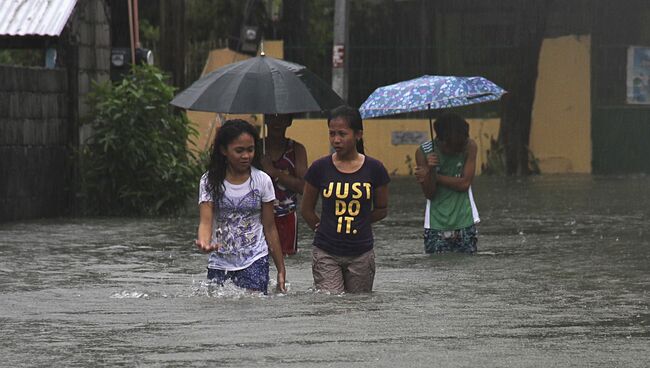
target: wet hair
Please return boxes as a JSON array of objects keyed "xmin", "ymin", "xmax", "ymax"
[
  {"xmin": 206, "ymin": 119, "xmax": 261, "ymax": 205},
  {"xmin": 433, "ymin": 112, "xmax": 469, "ymax": 154},
  {"xmin": 327, "ymin": 105, "xmax": 365, "ymax": 154}
]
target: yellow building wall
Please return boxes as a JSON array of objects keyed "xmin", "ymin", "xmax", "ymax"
[
  {"xmin": 287, "ymin": 118, "xmax": 500, "ymax": 176},
  {"xmin": 530, "ymin": 35, "xmax": 592, "ymax": 173},
  {"xmin": 185, "ymin": 41, "xmax": 500, "ymax": 176},
  {"xmin": 188, "ymin": 38, "xmax": 593, "ymax": 175}
]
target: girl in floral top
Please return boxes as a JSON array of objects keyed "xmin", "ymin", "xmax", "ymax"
[{"xmin": 196, "ymin": 119, "xmax": 286, "ymax": 293}]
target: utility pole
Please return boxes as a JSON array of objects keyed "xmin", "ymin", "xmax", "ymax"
[{"xmin": 332, "ymin": 0, "xmax": 349, "ymax": 102}]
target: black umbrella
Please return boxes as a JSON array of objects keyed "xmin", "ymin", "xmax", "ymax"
[{"xmin": 170, "ymin": 54, "xmax": 344, "ymax": 114}]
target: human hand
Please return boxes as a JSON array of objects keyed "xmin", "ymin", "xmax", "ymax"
[
  {"xmin": 414, "ymin": 165, "xmax": 430, "ymax": 183},
  {"xmin": 260, "ymin": 156, "xmax": 277, "ymax": 176},
  {"xmin": 195, "ymin": 239, "xmax": 219, "ymax": 253},
  {"xmin": 426, "ymin": 153, "xmax": 439, "ymax": 167},
  {"xmin": 276, "ymin": 271, "xmax": 286, "ymax": 293}
]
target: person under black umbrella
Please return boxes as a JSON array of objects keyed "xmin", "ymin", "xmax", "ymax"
[
  {"xmin": 260, "ymin": 113, "xmax": 308, "ymax": 256},
  {"xmin": 173, "ymin": 54, "xmax": 344, "ymax": 273}
]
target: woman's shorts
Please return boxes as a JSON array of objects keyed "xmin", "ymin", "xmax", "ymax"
[
  {"xmin": 207, "ymin": 255, "xmax": 269, "ymax": 293},
  {"xmin": 424, "ymin": 225, "xmax": 478, "ymax": 254},
  {"xmin": 311, "ymin": 246, "xmax": 375, "ymax": 293}
]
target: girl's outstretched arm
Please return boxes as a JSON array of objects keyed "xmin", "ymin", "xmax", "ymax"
[{"xmin": 261, "ymin": 201, "xmax": 286, "ymax": 292}]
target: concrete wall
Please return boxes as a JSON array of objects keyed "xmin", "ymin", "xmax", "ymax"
[
  {"xmin": 530, "ymin": 35, "xmax": 592, "ymax": 173},
  {"xmin": 69, "ymin": 0, "xmax": 111, "ymax": 144},
  {"xmin": 287, "ymin": 118, "xmax": 500, "ymax": 176},
  {"xmin": 188, "ymin": 37, "xmax": 593, "ymax": 176},
  {"xmin": 191, "ymin": 115, "xmax": 499, "ymax": 177},
  {"xmin": 186, "ymin": 40, "xmax": 499, "ymax": 176},
  {"xmin": 286, "ymin": 34, "xmax": 592, "ymax": 175}
]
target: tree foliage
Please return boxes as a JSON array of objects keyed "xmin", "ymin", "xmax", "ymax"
[
  {"xmin": 79, "ymin": 64, "xmax": 201, "ymax": 215},
  {"xmin": 0, "ymin": 49, "xmax": 42, "ymax": 66},
  {"xmin": 139, "ymin": 0, "xmax": 270, "ymax": 88},
  {"xmin": 281, "ymin": 0, "xmax": 334, "ymax": 91}
]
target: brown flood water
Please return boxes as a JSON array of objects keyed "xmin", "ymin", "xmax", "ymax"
[{"xmin": 0, "ymin": 175, "xmax": 648, "ymax": 367}]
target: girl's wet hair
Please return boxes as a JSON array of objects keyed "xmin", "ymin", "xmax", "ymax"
[
  {"xmin": 206, "ymin": 119, "xmax": 261, "ymax": 205},
  {"xmin": 327, "ymin": 105, "xmax": 365, "ymax": 154},
  {"xmin": 433, "ymin": 112, "xmax": 469, "ymax": 153}
]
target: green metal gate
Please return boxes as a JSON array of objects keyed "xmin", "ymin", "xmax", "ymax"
[{"xmin": 592, "ymin": 1, "xmax": 650, "ymax": 174}]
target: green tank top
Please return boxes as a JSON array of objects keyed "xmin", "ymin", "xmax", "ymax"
[{"xmin": 420, "ymin": 140, "xmax": 477, "ymax": 230}]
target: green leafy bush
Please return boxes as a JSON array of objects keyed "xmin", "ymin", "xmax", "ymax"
[{"xmin": 80, "ymin": 64, "xmax": 201, "ymax": 215}]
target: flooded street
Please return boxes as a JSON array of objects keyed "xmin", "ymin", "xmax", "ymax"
[{"xmin": 1, "ymin": 175, "xmax": 648, "ymax": 367}]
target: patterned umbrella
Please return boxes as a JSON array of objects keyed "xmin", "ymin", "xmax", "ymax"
[{"xmin": 359, "ymin": 75, "xmax": 506, "ymax": 140}]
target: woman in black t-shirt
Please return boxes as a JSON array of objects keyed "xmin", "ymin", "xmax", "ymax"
[{"xmin": 301, "ymin": 105, "xmax": 390, "ymax": 293}]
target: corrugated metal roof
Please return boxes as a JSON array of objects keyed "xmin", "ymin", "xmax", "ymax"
[{"xmin": 0, "ymin": 0, "xmax": 78, "ymax": 37}]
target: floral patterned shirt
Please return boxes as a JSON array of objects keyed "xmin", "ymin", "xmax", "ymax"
[{"xmin": 199, "ymin": 167, "xmax": 275, "ymax": 271}]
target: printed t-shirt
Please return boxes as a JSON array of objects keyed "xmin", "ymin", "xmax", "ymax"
[
  {"xmin": 198, "ymin": 167, "xmax": 276, "ymax": 271},
  {"xmin": 304, "ymin": 155, "xmax": 390, "ymax": 256}
]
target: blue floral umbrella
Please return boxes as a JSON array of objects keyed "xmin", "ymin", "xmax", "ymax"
[{"xmin": 359, "ymin": 75, "xmax": 506, "ymax": 140}]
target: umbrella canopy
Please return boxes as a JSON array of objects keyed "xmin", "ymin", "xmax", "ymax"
[
  {"xmin": 170, "ymin": 54, "xmax": 344, "ymax": 114},
  {"xmin": 359, "ymin": 75, "xmax": 506, "ymax": 119}
]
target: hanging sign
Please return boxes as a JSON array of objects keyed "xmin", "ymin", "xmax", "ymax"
[{"xmin": 333, "ymin": 45, "xmax": 345, "ymax": 68}]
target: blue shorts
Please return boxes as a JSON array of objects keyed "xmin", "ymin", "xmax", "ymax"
[
  {"xmin": 207, "ymin": 255, "xmax": 270, "ymax": 294},
  {"xmin": 424, "ymin": 225, "xmax": 478, "ymax": 254}
]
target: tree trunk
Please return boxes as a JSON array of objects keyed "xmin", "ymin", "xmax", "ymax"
[
  {"xmin": 159, "ymin": 0, "xmax": 186, "ymax": 89},
  {"xmin": 499, "ymin": 0, "xmax": 553, "ymax": 175}
]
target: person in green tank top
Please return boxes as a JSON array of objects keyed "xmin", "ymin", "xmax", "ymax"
[{"xmin": 414, "ymin": 113, "xmax": 480, "ymax": 254}]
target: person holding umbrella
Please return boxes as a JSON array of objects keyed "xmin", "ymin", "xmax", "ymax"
[
  {"xmin": 414, "ymin": 112, "xmax": 480, "ymax": 254},
  {"xmin": 358, "ymin": 74, "xmax": 502, "ymax": 255},
  {"xmin": 196, "ymin": 119, "xmax": 286, "ymax": 294},
  {"xmin": 260, "ymin": 113, "xmax": 308, "ymax": 256},
  {"xmin": 301, "ymin": 106, "xmax": 390, "ymax": 293},
  {"xmin": 172, "ymin": 54, "xmax": 346, "ymax": 290}
]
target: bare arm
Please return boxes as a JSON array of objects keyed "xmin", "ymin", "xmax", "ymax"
[
  {"xmin": 436, "ymin": 139, "xmax": 478, "ymax": 192},
  {"xmin": 261, "ymin": 201, "xmax": 286, "ymax": 292},
  {"xmin": 414, "ymin": 147, "xmax": 438, "ymax": 200},
  {"xmin": 300, "ymin": 181, "xmax": 320, "ymax": 231},
  {"xmin": 371, "ymin": 184, "xmax": 389, "ymax": 223},
  {"xmin": 196, "ymin": 202, "xmax": 215, "ymax": 253},
  {"xmin": 261, "ymin": 142, "xmax": 307, "ymax": 194},
  {"xmin": 278, "ymin": 142, "xmax": 308, "ymax": 194}
]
